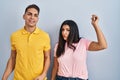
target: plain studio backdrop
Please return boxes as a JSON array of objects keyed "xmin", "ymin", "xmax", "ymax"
[{"xmin": 0, "ymin": 0, "xmax": 120, "ymax": 80}]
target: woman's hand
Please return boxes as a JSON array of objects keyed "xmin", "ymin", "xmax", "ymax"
[{"xmin": 91, "ymin": 14, "xmax": 99, "ymax": 26}]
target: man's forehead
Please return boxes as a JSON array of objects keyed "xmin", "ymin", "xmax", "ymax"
[{"xmin": 26, "ymin": 8, "xmax": 38, "ymax": 14}]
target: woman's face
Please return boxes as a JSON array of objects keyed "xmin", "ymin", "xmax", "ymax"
[{"xmin": 62, "ymin": 25, "xmax": 70, "ymax": 41}]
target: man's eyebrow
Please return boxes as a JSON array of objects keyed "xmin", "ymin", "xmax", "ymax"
[
  {"xmin": 26, "ymin": 12, "xmax": 32, "ymax": 13},
  {"xmin": 26, "ymin": 12, "xmax": 38, "ymax": 15}
]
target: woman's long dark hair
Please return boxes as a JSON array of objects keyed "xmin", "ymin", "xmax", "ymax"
[{"xmin": 56, "ymin": 20, "xmax": 81, "ymax": 57}]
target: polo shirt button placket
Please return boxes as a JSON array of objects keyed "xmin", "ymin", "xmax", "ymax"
[{"xmin": 28, "ymin": 34, "xmax": 32, "ymax": 44}]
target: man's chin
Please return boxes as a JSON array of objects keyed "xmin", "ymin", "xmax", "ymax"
[{"xmin": 29, "ymin": 25, "xmax": 36, "ymax": 27}]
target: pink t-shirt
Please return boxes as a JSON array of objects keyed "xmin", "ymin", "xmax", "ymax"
[{"xmin": 54, "ymin": 38, "xmax": 91, "ymax": 79}]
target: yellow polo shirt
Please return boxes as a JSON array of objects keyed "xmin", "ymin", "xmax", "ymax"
[{"xmin": 11, "ymin": 27, "xmax": 51, "ymax": 80}]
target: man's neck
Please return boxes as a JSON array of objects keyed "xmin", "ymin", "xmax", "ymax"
[{"xmin": 24, "ymin": 26, "xmax": 36, "ymax": 33}]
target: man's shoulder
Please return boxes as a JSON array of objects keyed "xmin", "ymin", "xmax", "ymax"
[
  {"xmin": 11, "ymin": 28, "xmax": 23, "ymax": 36},
  {"xmin": 38, "ymin": 28, "xmax": 49, "ymax": 36}
]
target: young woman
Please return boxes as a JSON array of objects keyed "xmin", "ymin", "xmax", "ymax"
[{"xmin": 51, "ymin": 15, "xmax": 107, "ymax": 80}]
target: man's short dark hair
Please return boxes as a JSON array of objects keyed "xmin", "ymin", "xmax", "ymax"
[{"xmin": 25, "ymin": 4, "xmax": 40, "ymax": 14}]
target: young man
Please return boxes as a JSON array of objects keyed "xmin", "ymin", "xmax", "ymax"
[{"xmin": 2, "ymin": 4, "xmax": 51, "ymax": 80}]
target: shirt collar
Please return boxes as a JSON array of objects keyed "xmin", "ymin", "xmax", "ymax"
[{"xmin": 22, "ymin": 27, "xmax": 40, "ymax": 35}]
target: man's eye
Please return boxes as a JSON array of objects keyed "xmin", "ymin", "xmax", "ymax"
[
  {"xmin": 27, "ymin": 13, "xmax": 32, "ymax": 15},
  {"xmin": 34, "ymin": 14, "xmax": 38, "ymax": 17}
]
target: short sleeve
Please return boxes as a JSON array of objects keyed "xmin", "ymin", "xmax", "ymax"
[
  {"xmin": 84, "ymin": 39, "xmax": 92, "ymax": 50},
  {"xmin": 44, "ymin": 34, "xmax": 51, "ymax": 51},
  {"xmin": 10, "ymin": 34, "xmax": 16, "ymax": 50}
]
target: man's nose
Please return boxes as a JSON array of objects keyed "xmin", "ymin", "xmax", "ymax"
[{"xmin": 31, "ymin": 15, "xmax": 34, "ymax": 18}]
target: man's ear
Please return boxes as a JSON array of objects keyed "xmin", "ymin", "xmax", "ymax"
[{"xmin": 23, "ymin": 14, "xmax": 25, "ymax": 20}]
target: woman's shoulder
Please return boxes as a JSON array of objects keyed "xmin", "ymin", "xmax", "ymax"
[
  {"xmin": 54, "ymin": 42, "xmax": 58, "ymax": 49},
  {"xmin": 79, "ymin": 37, "xmax": 91, "ymax": 44},
  {"xmin": 80, "ymin": 37, "xmax": 89, "ymax": 41}
]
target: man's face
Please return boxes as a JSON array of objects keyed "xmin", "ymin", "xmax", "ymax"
[{"xmin": 23, "ymin": 8, "xmax": 39, "ymax": 27}]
